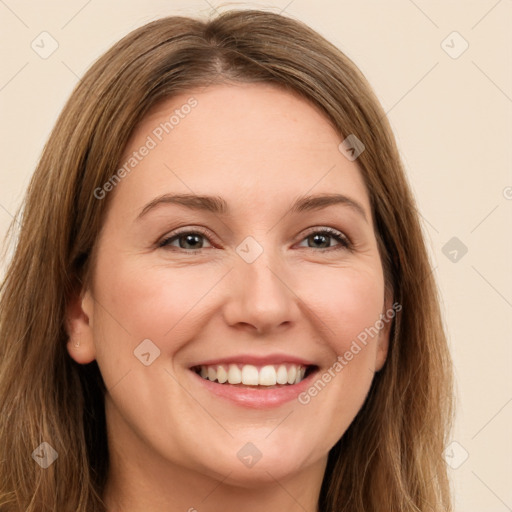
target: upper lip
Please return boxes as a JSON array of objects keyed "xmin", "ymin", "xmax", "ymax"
[{"xmin": 189, "ymin": 353, "xmax": 317, "ymax": 368}]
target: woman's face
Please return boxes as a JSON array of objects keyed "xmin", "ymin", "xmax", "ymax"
[{"xmin": 68, "ymin": 83, "xmax": 391, "ymax": 488}]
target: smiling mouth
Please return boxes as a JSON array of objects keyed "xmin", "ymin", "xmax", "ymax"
[{"xmin": 191, "ymin": 363, "xmax": 317, "ymax": 387}]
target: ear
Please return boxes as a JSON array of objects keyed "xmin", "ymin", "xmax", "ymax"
[
  {"xmin": 65, "ymin": 287, "xmax": 96, "ymax": 364},
  {"xmin": 374, "ymin": 292, "xmax": 396, "ymax": 372}
]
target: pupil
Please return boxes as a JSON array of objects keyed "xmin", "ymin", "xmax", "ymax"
[
  {"xmin": 181, "ymin": 234, "xmax": 201, "ymax": 249},
  {"xmin": 312, "ymin": 234, "xmax": 328, "ymax": 248}
]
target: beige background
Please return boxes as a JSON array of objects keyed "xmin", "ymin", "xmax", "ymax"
[{"xmin": 0, "ymin": 1, "xmax": 510, "ymax": 510}]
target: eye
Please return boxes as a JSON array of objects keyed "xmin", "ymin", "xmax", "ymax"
[
  {"xmin": 158, "ymin": 226, "xmax": 351, "ymax": 252},
  {"xmin": 297, "ymin": 227, "xmax": 351, "ymax": 251},
  {"xmin": 158, "ymin": 228, "xmax": 213, "ymax": 251}
]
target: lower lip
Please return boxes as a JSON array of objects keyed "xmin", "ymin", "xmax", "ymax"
[{"xmin": 190, "ymin": 370, "xmax": 318, "ymax": 409}]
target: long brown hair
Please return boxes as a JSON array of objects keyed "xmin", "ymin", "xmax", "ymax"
[{"xmin": 0, "ymin": 9, "xmax": 453, "ymax": 511}]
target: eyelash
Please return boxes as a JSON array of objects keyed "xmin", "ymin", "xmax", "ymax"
[{"xmin": 158, "ymin": 226, "xmax": 352, "ymax": 253}]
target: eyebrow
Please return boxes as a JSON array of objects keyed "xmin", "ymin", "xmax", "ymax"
[
  {"xmin": 290, "ymin": 193, "xmax": 367, "ymax": 221},
  {"xmin": 137, "ymin": 192, "xmax": 367, "ymax": 222}
]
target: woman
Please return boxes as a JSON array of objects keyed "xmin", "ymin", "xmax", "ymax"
[{"xmin": 0, "ymin": 9, "xmax": 454, "ymax": 511}]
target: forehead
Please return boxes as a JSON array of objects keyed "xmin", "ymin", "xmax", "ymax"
[{"xmin": 113, "ymin": 82, "xmax": 371, "ymax": 216}]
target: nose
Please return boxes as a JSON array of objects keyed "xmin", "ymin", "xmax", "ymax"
[{"xmin": 222, "ymin": 247, "xmax": 299, "ymax": 335}]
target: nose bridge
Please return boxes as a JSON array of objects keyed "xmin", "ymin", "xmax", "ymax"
[{"xmin": 223, "ymin": 239, "xmax": 297, "ymax": 333}]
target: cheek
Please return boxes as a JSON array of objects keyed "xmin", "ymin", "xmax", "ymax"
[
  {"xmin": 92, "ymin": 250, "xmax": 384, "ymax": 347},
  {"xmin": 90, "ymin": 256, "xmax": 226, "ymax": 365},
  {"xmin": 291, "ymin": 267, "xmax": 385, "ymax": 456},
  {"xmin": 309, "ymin": 265, "xmax": 385, "ymax": 353},
  {"xmin": 94, "ymin": 259, "xmax": 209, "ymax": 333}
]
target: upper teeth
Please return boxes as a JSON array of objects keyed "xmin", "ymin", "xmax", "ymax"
[{"xmin": 198, "ymin": 364, "xmax": 307, "ymax": 386}]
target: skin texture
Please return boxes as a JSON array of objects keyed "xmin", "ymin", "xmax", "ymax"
[{"xmin": 66, "ymin": 83, "xmax": 391, "ymax": 512}]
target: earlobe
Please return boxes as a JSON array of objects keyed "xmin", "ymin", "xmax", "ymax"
[
  {"xmin": 65, "ymin": 289, "xmax": 96, "ymax": 364},
  {"xmin": 375, "ymin": 334, "xmax": 389, "ymax": 372}
]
